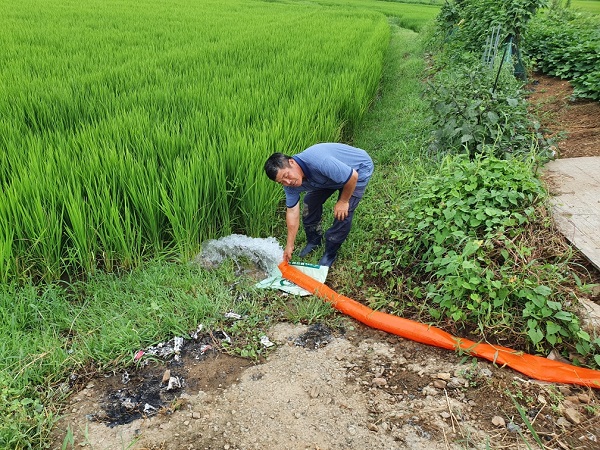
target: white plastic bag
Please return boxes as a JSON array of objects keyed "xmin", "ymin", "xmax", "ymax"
[{"xmin": 255, "ymin": 262, "xmax": 328, "ymax": 296}]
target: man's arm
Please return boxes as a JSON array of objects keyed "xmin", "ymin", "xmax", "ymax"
[
  {"xmin": 333, "ymin": 169, "xmax": 358, "ymax": 221},
  {"xmin": 284, "ymin": 203, "xmax": 300, "ymax": 262}
]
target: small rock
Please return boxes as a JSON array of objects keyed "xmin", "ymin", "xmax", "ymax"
[
  {"xmin": 565, "ymin": 395, "xmax": 580, "ymax": 404},
  {"xmin": 372, "ymin": 377, "xmax": 387, "ymax": 387},
  {"xmin": 507, "ymin": 422, "xmax": 521, "ymax": 433},
  {"xmin": 435, "ymin": 372, "xmax": 451, "ymax": 381},
  {"xmin": 422, "ymin": 386, "xmax": 439, "ymax": 396},
  {"xmin": 440, "ymin": 412, "xmax": 451, "ymax": 419},
  {"xmin": 564, "ymin": 407, "xmax": 583, "ymax": 425},
  {"xmin": 367, "ymin": 423, "xmax": 379, "ymax": 432},
  {"xmin": 492, "ymin": 416, "xmax": 506, "ymax": 428},
  {"xmin": 578, "ymin": 393, "xmax": 591, "ymax": 404},
  {"xmin": 479, "ymin": 368, "xmax": 492, "ymax": 378},
  {"xmin": 347, "ymin": 425, "xmax": 357, "ymax": 436},
  {"xmin": 309, "ymin": 386, "xmax": 320, "ymax": 398},
  {"xmin": 537, "ymin": 394, "xmax": 547, "ymax": 405},
  {"xmin": 162, "ymin": 369, "xmax": 171, "ymax": 384},
  {"xmin": 192, "ymin": 412, "xmax": 201, "ymax": 419},
  {"xmin": 447, "ymin": 377, "xmax": 467, "ymax": 389},
  {"xmin": 556, "ymin": 417, "xmax": 571, "ymax": 428},
  {"xmin": 433, "ymin": 380, "xmax": 447, "ymax": 389},
  {"xmin": 558, "ymin": 386, "xmax": 572, "ymax": 396}
]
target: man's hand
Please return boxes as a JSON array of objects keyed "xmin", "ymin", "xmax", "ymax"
[
  {"xmin": 334, "ymin": 169, "xmax": 357, "ymax": 221},
  {"xmin": 333, "ymin": 200, "xmax": 350, "ymax": 221},
  {"xmin": 283, "ymin": 244, "xmax": 294, "ymax": 263}
]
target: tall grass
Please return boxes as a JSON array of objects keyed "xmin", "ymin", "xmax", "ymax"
[{"xmin": 0, "ymin": 0, "xmax": 390, "ymax": 280}]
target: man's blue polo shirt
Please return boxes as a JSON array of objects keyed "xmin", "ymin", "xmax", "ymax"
[{"xmin": 283, "ymin": 143, "xmax": 374, "ymax": 208}]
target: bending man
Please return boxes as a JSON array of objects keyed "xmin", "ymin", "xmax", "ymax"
[{"xmin": 264, "ymin": 142, "xmax": 374, "ymax": 266}]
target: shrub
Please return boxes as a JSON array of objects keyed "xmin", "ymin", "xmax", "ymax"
[
  {"xmin": 370, "ymin": 153, "xmax": 600, "ymax": 364},
  {"xmin": 425, "ymin": 57, "xmax": 544, "ymax": 158},
  {"xmin": 523, "ymin": 8, "xmax": 600, "ymax": 100}
]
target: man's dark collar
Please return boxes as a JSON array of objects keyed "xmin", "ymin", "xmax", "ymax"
[{"xmin": 292, "ymin": 156, "xmax": 311, "ymax": 180}]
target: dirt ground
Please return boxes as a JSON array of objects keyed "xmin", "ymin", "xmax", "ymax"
[
  {"xmin": 52, "ymin": 74, "xmax": 600, "ymax": 450},
  {"xmin": 525, "ymin": 73, "xmax": 600, "ymax": 159}
]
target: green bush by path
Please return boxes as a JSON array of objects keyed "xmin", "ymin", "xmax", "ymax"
[
  {"xmin": 369, "ymin": 153, "xmax": 600, "ymax": 364},
  {"xmin": 524, "ymin": 7, "xmax": 600, "ymax": 100},
  {"xmin": 366, "ymin": 0, "xmax": 599, "ymax": 367},
  {"xmin": 425, "ymin": 0, "xmax": 552, "ymax": 159},
  {"xmin": 0, "ymin": 0, "xmax": 389, "ymax": 281}
]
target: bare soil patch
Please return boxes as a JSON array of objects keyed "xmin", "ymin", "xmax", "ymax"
[
  {"xmin": 526, "ymin": 73, "xmax": 600, "ymax": 158},
  {"xmin": 52, "ymin": 320, "xmax": 600, "ymax": 450}
]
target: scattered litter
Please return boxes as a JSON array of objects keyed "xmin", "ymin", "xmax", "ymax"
[
  {"xmin": 145, "ymin": 336, "xmax": 186, "ymax": 361},
  {"xmin": 225, "ymin": 312, "xmax": 243, "ymax": 320},
  {"xmin": 143, "ymin": 403, "xmax": 157, "ymax": 414},
  {"xmin": 96, "ymin": 371, "xmax": 184, "ymax": 427},
  {"xmin": 294, "ymin": 323, "xmax": 333, "ymax": 350},
  {"xmin": 122, "ymin": 397, "xmax": 136, "ymax": 410},
  {"xmin": 256, "ymin": 262, "xmax": 329, "ymax": 296},
  {"xmin": 190, "ymin": 324, "xmax": 204, "ymax": 340},
  {"xmin": 214, "ymin": 330, "xmax": 231, "ymax": 344},
  {"xmin": 166, "ymin": 376, "xmax": 182, "ymax": 391},
  {"xmin": 133, "ymin": 350, "xmax": 145, "ymax": 362},
  {"xmin": 173, "ymin": 336, "xmax": 184, "ymax": 361},
  {"xmin": 260, "ymin": 335, "xmax": 275, "ymax": 348},
  {"xmin": 200, "ymin": 344, "xmax": 213, "ymax": 355},
  {"xmin": 121, "ymin": 372, "xmax": 130, "ymax": 385}
]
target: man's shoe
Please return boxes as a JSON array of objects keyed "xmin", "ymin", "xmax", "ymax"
[
  {"xmin": 300, "ymin": 228, "xmax": 322, "ymax": 258},
  {"xmin": 299, "ymin": 242, "xmax": 321, "ymax": 257},
  {"xmin": 318, "ymin": 240, "xmax": 342, "ymax": 267}
]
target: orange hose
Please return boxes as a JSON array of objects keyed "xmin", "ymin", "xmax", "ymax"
[{"xmin": 279, "ymin": 261, "xmax": 600, "ymax": 388}]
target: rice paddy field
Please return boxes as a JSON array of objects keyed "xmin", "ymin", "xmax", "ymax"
[
  {"xmin": 0, "ymin": 0, "xmax": 442, "ymax": 283},
  {"xmin": 572, "ymin": 0, "xmax": 600, "ymax": 14}
]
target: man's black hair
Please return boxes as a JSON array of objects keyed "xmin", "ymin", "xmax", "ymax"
[{"xmin": 264, "ymin": 152, "xmax": 292, "ymax": 181}]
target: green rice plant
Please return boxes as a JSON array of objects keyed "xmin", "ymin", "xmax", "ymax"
[
  {"xmin": 303, "ymin": 0, "xmax": 441, "ymax": 31},
  {"xmin": 571, "ymin": 0, "xmax": 600, "ymax": 13},
  {"xmin": 0, "ymin": 0, "xmax": 393, "ymax": 281}
]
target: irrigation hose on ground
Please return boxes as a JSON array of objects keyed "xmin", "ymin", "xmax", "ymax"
[{"xmin": 279, "ymin": 262, "xmax": 600, "ymax": 389}]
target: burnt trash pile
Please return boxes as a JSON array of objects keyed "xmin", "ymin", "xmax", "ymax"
[{"xmin": 88, "ymin": 326, "xmax": 232, "ymax": 427}]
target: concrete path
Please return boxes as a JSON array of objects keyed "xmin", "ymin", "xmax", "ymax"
[{"xmin": 544, "ymin": 156, "xmax": 600, "ymax": 270}]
